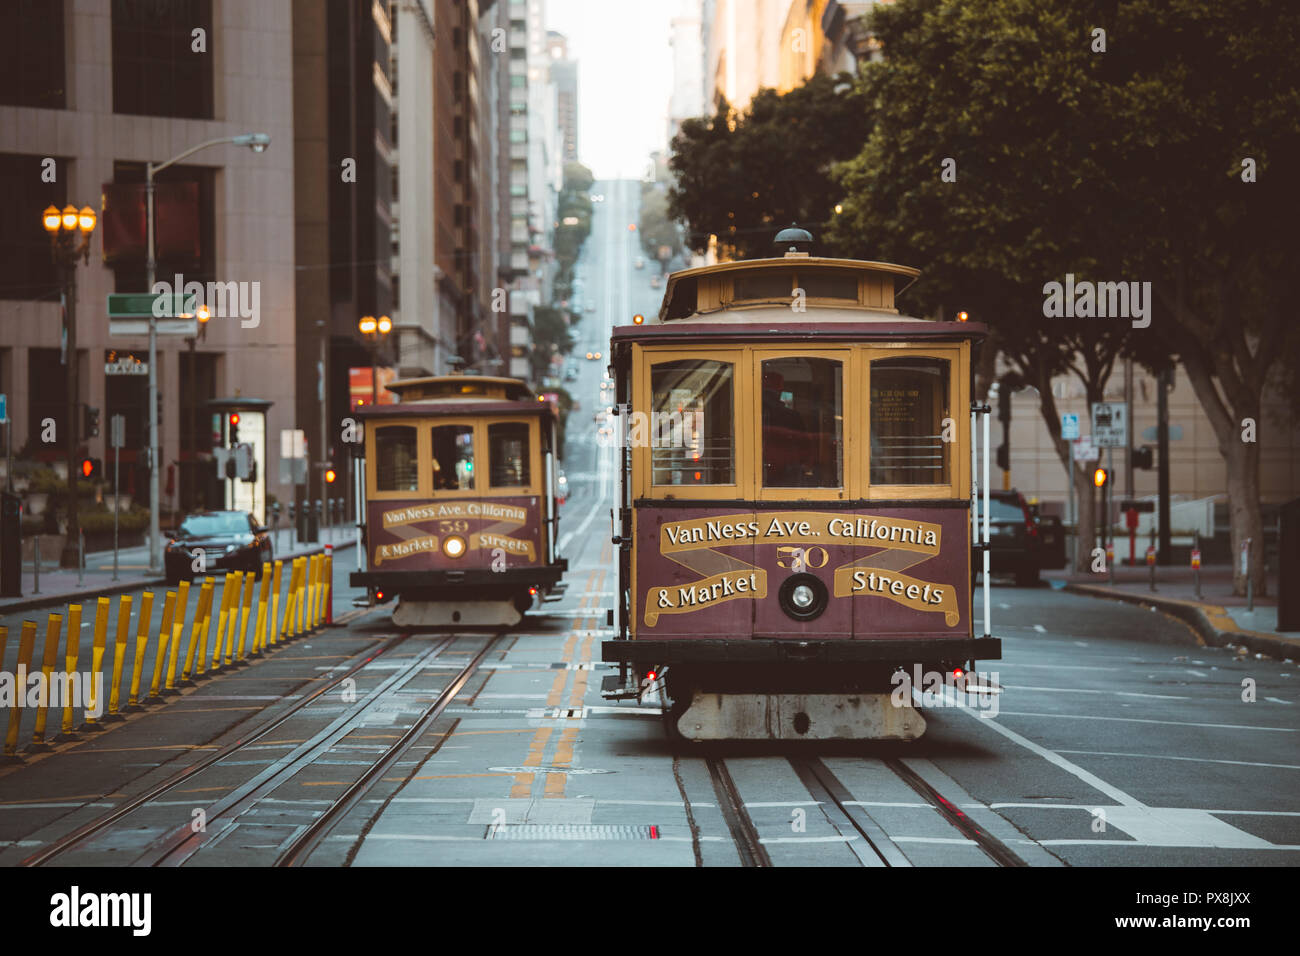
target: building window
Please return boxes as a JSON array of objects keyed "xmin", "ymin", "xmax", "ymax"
[
  {"xmin": 0, "ymin": 153, "xmax": 65, "ymax": 301},
  {"xmin": 0, "ymin": 0, "xmax": 66, "ymax": 109},
  {"xmin": 105, "ymin": 162, "xmax": 215, "ymax": 295},
  {"xmin": 112, "ymin": 0, "xmax": 214, "ymax": 119}
]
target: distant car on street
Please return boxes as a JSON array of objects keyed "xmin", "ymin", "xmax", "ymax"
[
  {"xmin": 650, "ymin": 274, "xmax": 661, "ymax": 288},
  {"xmin": 634, "ymin": 257, "xmax": 645, "ymax": 269},
  {"xmin": 164, "ymin": 510, "xmax": 273, "ymax": 585}
]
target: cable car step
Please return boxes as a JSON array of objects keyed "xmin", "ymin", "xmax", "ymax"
[{"xmin": 600, "ymin": 674, "xmax": 639, "ymax": 701}]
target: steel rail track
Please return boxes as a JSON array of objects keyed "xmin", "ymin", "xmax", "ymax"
[
  {"xmin": 788, "ymin": 756, "xmax": 912, "ymax": 867},
  {"xmin": 22, "ymin": 632, "xmax": 411, "ymax": 867},
  {"xmin": 148, "ymin": 635, "xmax": 461, "ymax": 866},
  {"xmin": 706, "ymin": 756, "xmax": 772, "ymax": 868},
  {"xmin": 277, "ymin": 631, "xmax": 506, "ymax": 866},
  {"xmin": 883, "ymin": 757, "xmax": 1027, "ymax": 867}
]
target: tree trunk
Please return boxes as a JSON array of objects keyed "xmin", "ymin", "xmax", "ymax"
[{"xmin": 1225, "ymin": 433, "xmax": 1267, "ymax": 597}]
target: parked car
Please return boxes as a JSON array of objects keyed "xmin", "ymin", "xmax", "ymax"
[
  {"xmin": 1037, "ymin": 514, "xmax": 1067, "ymax": 569},
  {"xmin": 164, "ymin": 510, "xmax": 273, "ymax": 585},
  {"xmin": 975, "ymin": 489, "xmax": 1042, "ymax": 586}
]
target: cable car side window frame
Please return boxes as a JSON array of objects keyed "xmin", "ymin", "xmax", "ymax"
[
  {"xmin": 369, "ymin": 423, "xmax": 424, "ymax": 498},
  {"xmin": 484, "ymin": 417, "xmax": 542, "ymax": 497},
  {"xmin": 864, "ymin": 343, "xmax": 967, "ymax": 501},
  {"xmin": 753, "ymin": 348, "xmax": 851, "ymax": 501},
  {"xmin": 635, "ymin": 346, "xmax": 750, "ymax": 500}
]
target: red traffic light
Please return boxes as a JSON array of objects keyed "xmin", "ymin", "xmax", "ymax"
[{"xmin": 229, "ymin": 412, "xmax": 240, "ymax": 426}]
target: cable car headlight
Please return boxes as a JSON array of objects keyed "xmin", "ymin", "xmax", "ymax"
[
  {"xmin": 443, "ymin": 535, "xmax": 467, "ymax": 559},
  {"xmin": 778, "ymin": 574, "xmax": 828, "ymax": 622}
]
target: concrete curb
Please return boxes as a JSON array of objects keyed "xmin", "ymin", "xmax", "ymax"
[
  {"xmin": 1, "ymin": 539, "xmax": 355, "ymax": 617},
  {"xmin": 1062, "ymin": 582, "xmax": 1300, "ymax": 661}
]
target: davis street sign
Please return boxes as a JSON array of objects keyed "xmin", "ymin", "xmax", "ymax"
[
  {"xmin": 107, "ymin": 292, "xmax": 199, "ymax": 337},
  {"xmin": 1091, "ymin": 401, "xmax": 1128, "ymax": 448}
]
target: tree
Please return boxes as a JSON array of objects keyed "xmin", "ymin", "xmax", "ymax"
[
  {"xmin": 827, "ymin": 0, "xmax": 1300, "ymax": 587},
  {"xmin": 668, "ymin": 73, "xmax": 868, "ymax": 260},
  {"xmin": 638, "ymin": 184, "xmax": 682, "ymax": 265}
]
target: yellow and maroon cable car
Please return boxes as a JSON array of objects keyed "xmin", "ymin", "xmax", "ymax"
[
  {"xmin": 350, "ymin": 376, "xmax": 567, "ymax": 626},
  {"xmin": 601, "ymin": 228, "xmax": 1000, "ymax": 740}
]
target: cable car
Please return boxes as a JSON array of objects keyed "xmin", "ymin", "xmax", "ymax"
[
  {"xmin": 600, "ymin": 227, "xmax": 1000, "ymax": 740},
  {"xmin": 350, "ymin": 376, "xmax": 567, "ymax": 626}
]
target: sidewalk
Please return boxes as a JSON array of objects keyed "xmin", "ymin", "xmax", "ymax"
[
  {"xmin": 1, "ymin": 527, "xmax": 357, "ymax": 616},
  {"xmin": 1044, "ymin": 563, "xmax": 1298, "ymax": 661}
]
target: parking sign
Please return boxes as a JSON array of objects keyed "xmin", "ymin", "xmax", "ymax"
[
  {"xmin": 1061, "ymin": 413, "xmax": 1079, "ymax": 440},
  {"xmin": 1091, "ymin": 402, "xmax": 1128, "ymax": 448}
]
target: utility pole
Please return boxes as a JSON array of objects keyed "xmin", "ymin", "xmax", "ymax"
[{"xmin": 61, "ymin": 263, "xmax": 80, "ymax": 568}]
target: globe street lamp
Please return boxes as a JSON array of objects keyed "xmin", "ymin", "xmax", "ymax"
[
  {"xmin": 42, "ymin": 203, "xmax": 97, "ymax": 568},
  {"xmin": 142, "ymin": 133, "xmax": 270, "ymax": 572}
]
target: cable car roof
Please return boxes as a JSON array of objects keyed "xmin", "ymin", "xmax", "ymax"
[
  {"xmin": 383, "ymin": 376, "xmax": 535, "ymax": 403},
  {"xmin": 657, "ymin": 255, "xmax": 922, "ymax": 323}
]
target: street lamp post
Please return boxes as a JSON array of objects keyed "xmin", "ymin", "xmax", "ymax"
[
  {"xmin": 42, "ymin": 204, "xmax": 97, "ymax": 568},
  {"xmin": 184, "ymin": 305, "xmax": 211, "ymax": 512},
  {"xmin": 358, "ymin": 315, "xmax": 392, "ymax": 406},
  {"xmin": 143, "ymin": 132, "xmax": 269, "ymax": 572}
]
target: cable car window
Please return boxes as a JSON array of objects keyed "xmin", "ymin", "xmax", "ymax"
[
  {"xmin": 869, "ymin": 357, "xmax": 950, "ymax": 485},
  {"xmin": 761, "ymin": 357, "xmax": 843, "ymax": 488},
  {"xmin": 431, "ymin": 424, "xmax": 476, "ymax": 491},
  {"xmin": 489, "ymin": 422, "xmax": 531, "ymax": 487},
  {"xmin": 375, "ymin": 425, "xmax": 418, "ymax": 492},
  {"xmin": 799, "ymin": 270, "xmax": 858, "ymax": 301},
  {"xmin": 733, "ymin": 271, "xmax": 793, "ymax": 302},
  {"xmin": 650, "ymin": 360, "xmax": 734, "ymax": 485}
]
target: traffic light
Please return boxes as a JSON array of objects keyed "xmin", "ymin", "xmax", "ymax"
[
  {"xmin": 996, "ymin": 444, "xmax": 1009, "ymax": 472},
  {"xmin": 83, "ymin": 406, "xmax": 100, "ymax": 439},
  {"xmin": 997, "ymin": 387, "xmax": 1011, "ymax": 424},
  {"xmin": 80, "ymin": 457, "xmax": 101, "ymax": 480},
  {"xmin": 228, "ymin": 412, "xmax": 240, "ymax": 445},
  {"xmin": 1131, "ymin": 445, "xmax": 1154, "ymax": 469},
  {"xmin": 1093, "ymin": 467, "xmax": 1109, "ymax": 488},
  {"xmin": 325, "ymin": 466, "xmax": 337, "ymax": 484}
]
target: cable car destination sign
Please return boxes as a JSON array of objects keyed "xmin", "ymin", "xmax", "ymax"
[{"xmin": 645, "ymin": 511, "xmax": 959, "ymax": 627}]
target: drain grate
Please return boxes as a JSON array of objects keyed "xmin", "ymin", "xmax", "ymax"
[{"xmin": 486, "ymin": 824, "xmax": 659, "ymax": 841}]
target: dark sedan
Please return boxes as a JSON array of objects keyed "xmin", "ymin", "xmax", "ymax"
[
  {"xmin": 975, "ymin": 489, "xmax": 1042, "ymax": 586},
  {"xmin": 164, "ymin": 511, "xmax": 273, "ymax": 585}
]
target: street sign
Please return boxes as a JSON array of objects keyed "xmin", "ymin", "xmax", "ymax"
[
  {"xmin": 105, "ymin": 356, "xmax": 148, "ymax": 375},
  {"xmin": 109, "ymin": 318, "xmax": 198, "ymax": 337},
  {"xmin": 1071, "ymin": 437, "xmax": 1100, "ymax": 463},
  {"xmin": 1141, "ymin": 425, "xmax": 1183, "ymax": 442},
  {"xmin": 107, "ymin": 292, "xmax": 200, "ymax": 337},
  {"xmin": 110, "ymin": 414, "xmax": 125, "ymax": 449},
  {"xmin": 279, "ymin": 457, "xmax": 308, "ymax": 484},
  {"xmin": 1060, "ymin": 413, "xmax": 1079, "ymax": 440},
  {"xmin": 0, "ymin": 393, "xmax": 6, "ymax": 425},
  {"xmin": 1091, "ymin": 402, "xmax": 1128, "ymax": 447}
]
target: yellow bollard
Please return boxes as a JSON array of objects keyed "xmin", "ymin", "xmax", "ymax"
[
  {"xmin": 306, "ymin": 555, "xmax": 317, "ymax": 630},
  {"xmin": 184, "ymin": 578, "xmax": 214, "ymax": 681},
  {"xmin": 295, "ymin": 557, "xmax": 307, "ymax": 635},
  {"xmin": 211, "ymin": 573, "xmax": 236, "ymax": 671},
  {"xmin": 82, "ymin": 596, "xmax": 111, "ymax": 731},
  {"xmin": 282, "ymin": 559, "xmax": 300, "ymax": 639},
  {"xmin": 235, "ymin": 570, "xmax": 255, "ymax": 661},
  {"xmin": 148, "ymin": 590, "xmax": 177, "ymax": 701},
  {"xmin": 3, "ymin": 622, "xmax": 37, "ymax": 757},
  {"xmin": 125, "ymin": 591, "xmax": 155, "ymax": 710},
  {"xmin": 314, "ymin": 554, "xmax": 325, "ymax": 628},
  {"xmin": 28, "ymin": 613, "xmax": 62, "ymax": 750},
  {"xmin": 268, "ymin": 560, "xmax": 283, "ymax": 648},
  {"xmin": 58, "ymin": 604, "xmax": 83, "ymax": 737},
  {"xmin": 221, "ymin": 571, "xmax": 243, "ymax": 666},
  {"xmin": 252, "ymin": 562, "xmax": 271, "ymax": 655},
  {"xmin": 105, "ymin": 594, "xmax": 134, "ymax": 720},
  {"xmin": 167, "ymin": 580, "xmax": 192, "ymax": 690},
  {"xmin": 324, "ymin": 553, "xmax": 333, "ymax": 625}
]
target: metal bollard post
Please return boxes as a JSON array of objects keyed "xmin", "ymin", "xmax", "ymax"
[
  {"xmin": 1192, "ymin": 530, "xmax": 1202, "ymax": 600},
  {"xmin": 78, "ymin": 529, "xmax": 85, "ymax": 587}
]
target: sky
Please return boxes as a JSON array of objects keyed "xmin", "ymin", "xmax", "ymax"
[{"xmin": 545, "ymin": 0, "xmax": 679, "ymax": 181}]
